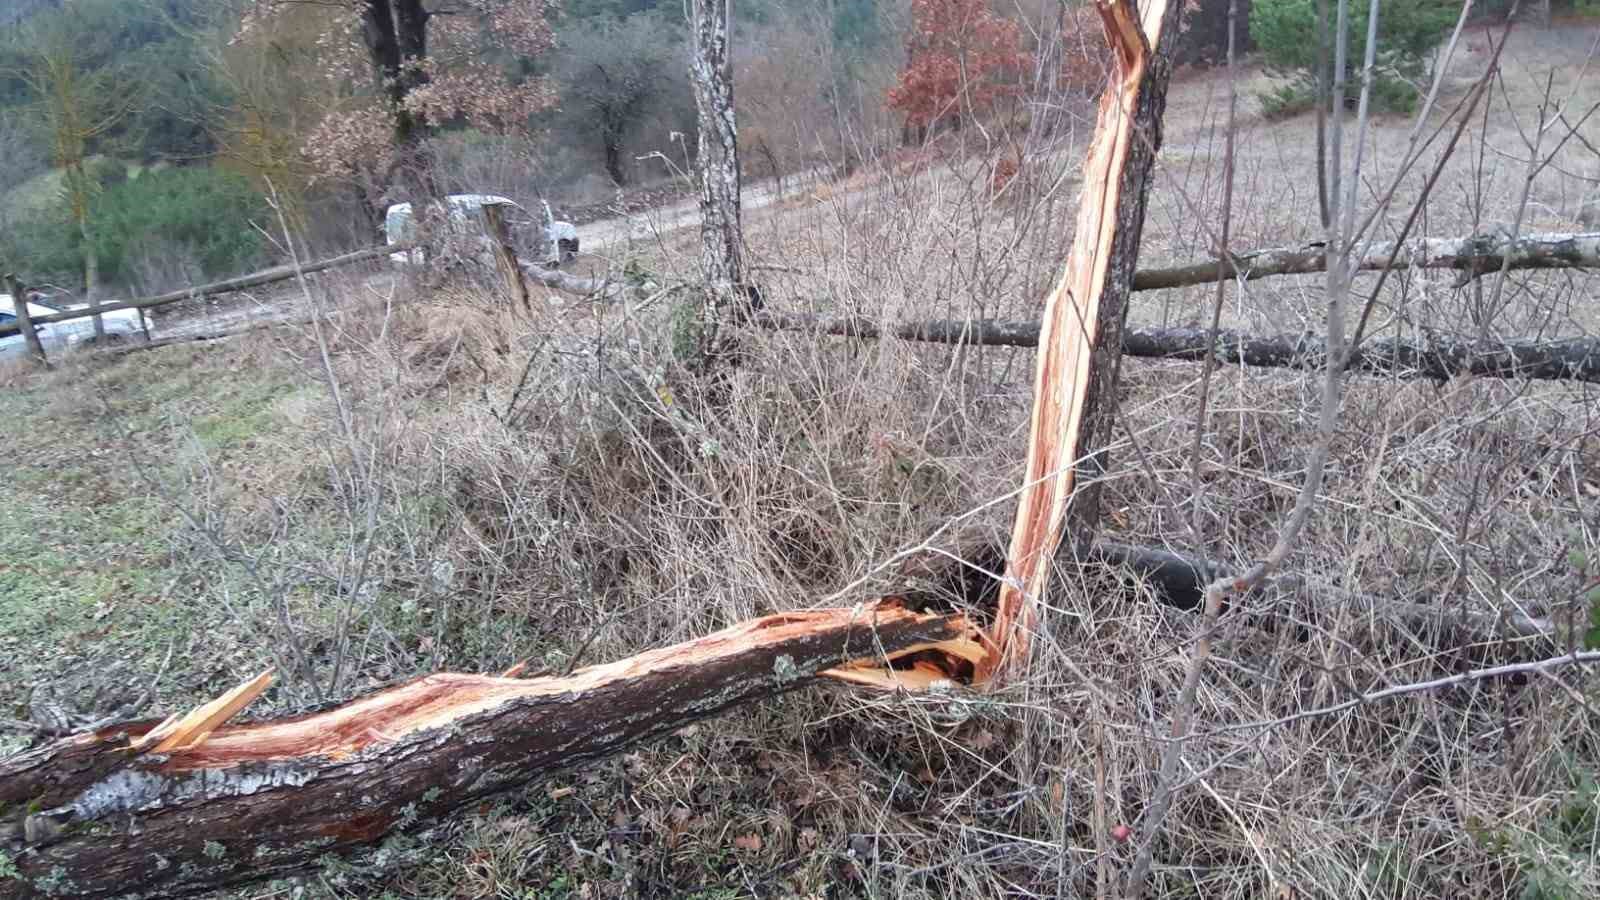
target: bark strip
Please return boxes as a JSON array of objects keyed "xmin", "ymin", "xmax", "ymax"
[{"xmin": 0, "ymin": 603, "xmax": 974, "ymax": 899}]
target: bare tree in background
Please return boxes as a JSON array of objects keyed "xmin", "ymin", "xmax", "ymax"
[
  {"xmin": 7, "ymin": 7, "xmax": 139, "ymax": 341},
  {"xmin": 556, "ymin": 12, "xmax": 685, "ymax": 187},
  {"xmin": 235, "ymin": 1, "xmax": 556, "ymax": 210},
  {"xmin": 685, "ymin": 0, "xmax": 753, "ymax": 366}
]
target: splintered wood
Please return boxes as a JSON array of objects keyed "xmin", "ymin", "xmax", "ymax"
[
  {"xmin": 129, "ymin": 669, "xmax": 275, "ymax": 754},
  {"xmin": 0, "ymin": 604, "xmax": 970, "ymax": 897},
  {"xmin": 984, "ymin": 0, "xmax": 1170, "ymax": 680},
  {"xmin": 0, "ymin": 3, "xmax": 1176, "ymax": 895}
]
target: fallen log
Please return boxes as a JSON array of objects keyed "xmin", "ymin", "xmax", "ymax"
[
  {"xmin": 516, "ymin": 230, "xmax": 1600, "ymax": 304},
  {"xmin": 518, "ymin": 259, "xmax": 662, "ymax": 302},
  {"xmin": 753, "ymin": 314, "xmax": 1600, "ymax": 383},
  {"xmin": 1131, "ymin": 230, "xmax": 1600, "ymax": 291},
  {"xmin": 903, "ymin": 535, "xmax": 1555, "ymax": 640},
  {"xmin": 0, "ymin": 603, "xmax": 977, "ymax": 898},
  {"xmin": 23, "ymin": 243, "xmax": 415, "ymax": 328},
  {"xmin": 512, "ymin": 228, "xmax": 1600, "ymax": 305},
  {"xmin": 0, "ymin": 4, "xmax": 1175, "ymax": 895},
  {"xmin": 1082, "ymin": 541, "xmax": 1553, "ymax": 639}
]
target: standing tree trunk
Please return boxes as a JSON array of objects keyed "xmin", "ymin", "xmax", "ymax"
[
  {"xmin": 686, "ymin": 0, "xmax": 751, "ymax": 364},
  {"xmin": 603, "ymin": 130, "xmax": 626, "ymax": 186},
  {"xmin": 481, "ymin": 201, "xmax": 530, "ymax": 313},
  {"xmin": 361, "ymin": 0, "xmax": 436, "ymax": 206}
]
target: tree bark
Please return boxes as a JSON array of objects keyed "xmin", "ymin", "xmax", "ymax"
[
  {"xmin": 752, "ymin": 314, "xmax": 1600, "ymax": 383},
  {"xmin": 603, "ymin": 131, "xmax": 626, "ymax": 186},
  {"xmin": 687, "ymin": 0, "xmax": 750, "ymax": 362},
  {"xmin": 986, "ymin": 0, "xmax": 1182, "ymax": 678},
  {"xmin": 79, "ymin": 215, "xmax": 103, "ymax": 341},
  {"xmin": 0, "ymin": 603, "xmax": 975, "ymax": 899},
  {"xmin": 512, "ymin": 228, "xmax": 1599, "ymax": 301},
  {"xmin": 480, "ymin": 202, "xmax": 530, "ymax": 313}
]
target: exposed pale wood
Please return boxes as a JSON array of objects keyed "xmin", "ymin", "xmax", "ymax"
[
  {"xmin": 130, "ymin": 669, "xmax": 275, "ymax": 754},
  {"xmin": 480, "ymin": 202, "xmax": 531, "ymax": 312},
  {"xmin": 0, "ymin": 602, "xmax": 979, "ymax": 898},
  {"xmin": 986, "ymin": 0, "xmax": 1180, "ymax": 680}
]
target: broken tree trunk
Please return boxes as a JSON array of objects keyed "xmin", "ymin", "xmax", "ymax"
[
  {"xmin": 985, "ymin": 0, "xmax": 1181, "ymax": 678},
  {"xmin": 480, "ymin": 201, "xmax": 531, "ymax": 313},
  {"xmin": 0, "ymin": 5, "xmax": 1183, "ymax": 894},
  {"xmin": 0, "ymin": 603, "xmax": 976, "ymax": 899},
  {"xmin": 752, "ymin": 314, "xmax": 1600, "ymax": 383},
  {"xmin": 687, "ymin": 0, "xmax": 751, "ymax": 362}
]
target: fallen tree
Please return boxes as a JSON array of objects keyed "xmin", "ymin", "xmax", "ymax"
[
  {"xmin": 521, "ymin": 229, "xmax": 1600, "ymax": 307},
  {"xmin": 0, "ymin": 604, "xmax": 979, "ymax": 898},
  {"xmin": 20, "ymin": 244, "xmax": 416, "ymax": 329},
  {"xmin": 0, "ymin": 1, "xmax": 1177, "ymax": 894},
  {"xmin": 752, "ymin": 314, "xmax": 1600, "ymax": 382},
  {"xmin": 519, "ymin": 258, "xmax": 661, "ymax": 302},
  {"xmin": 940, "ymin": 537, "xmax": 1555, "ymax": 640}
]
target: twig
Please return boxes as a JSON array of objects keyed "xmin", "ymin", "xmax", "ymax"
[
  {"xmin": 1212, "ymin": 650, "xmax": 1600, "ymax": 736},
  {"xmin": 1127, "ymin": 0, "xmax": 1370, "ymax": 892},
  {"xmin": 1184, "ymin": 0, "xmax": 1242, "ymax": 584}
]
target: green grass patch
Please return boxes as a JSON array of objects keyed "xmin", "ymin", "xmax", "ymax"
[{"xmin": 0, "ymin": 342, "xmax": 304, "ymax": 721}]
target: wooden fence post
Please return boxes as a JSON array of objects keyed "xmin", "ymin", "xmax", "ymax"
[
  {"xmin": 4, "ymin": 272, "xmax": 49, "ymax": 367},
  {"xmin": 480, "ymin": 202, "xmax": 531, "ymax": 313}
]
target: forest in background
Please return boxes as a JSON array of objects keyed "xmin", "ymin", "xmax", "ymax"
[{"xmin": 0, "ymin": 0, "xmax": 907, "ymax": 296}]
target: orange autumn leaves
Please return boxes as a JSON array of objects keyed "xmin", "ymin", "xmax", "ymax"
[
  {"xmin": 887, "ymin": 0, "xmax": 1114, "ymax": 132},
  {"xmin": 887, "ymin": 0, "xmax": 1027, "ymax": 130}
]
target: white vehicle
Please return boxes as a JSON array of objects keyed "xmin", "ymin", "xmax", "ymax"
[
  {"xmin": 0, "ymin": 293, "xmax": 149, "ymax": 359},
  {"xmin": 384, "ymin": 194, "xmax": 578, "ymax": 269}
]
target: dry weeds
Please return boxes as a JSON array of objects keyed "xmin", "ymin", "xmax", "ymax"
[{"xmin": 3, "ymin": 16, "xmax": 1599, "ymax": 900}]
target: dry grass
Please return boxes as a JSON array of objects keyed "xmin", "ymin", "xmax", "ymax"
[{"xmin": 4, "ymin": 18, "xmax": 1600, "ymax": 900}]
